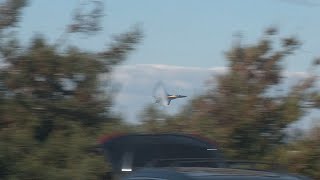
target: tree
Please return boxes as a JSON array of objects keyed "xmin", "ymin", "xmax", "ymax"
[
  {"xmin": 170, "ymin": 28, "xmax": 318, "ymax": 160},
  {"xmin": 0, "ymin": 0, "xmax": 27, "ymax": 30},
  {"xmin": 0, "ymin": 0, "xmax": 142, "ymax": 179},
  {"xmin": 271, "ymin": 124, "xmax": 320, "ymax": 179},
  {"xmin": 138, "ymin": 103, "xmax": 169, "ymax": 133}
]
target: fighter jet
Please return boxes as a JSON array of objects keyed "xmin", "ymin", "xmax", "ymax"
[
  {"xmin": 153, "ymin": 82, "xmax": 187, "ymax": 105},
  {"xmin": 165, "ymin": 94, "xmax": 187, "ymax": 105}
]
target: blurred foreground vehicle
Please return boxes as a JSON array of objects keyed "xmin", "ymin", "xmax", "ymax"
[{"xmin": 97, "ymin": 133, "xmax": 311, "ymax": 180}]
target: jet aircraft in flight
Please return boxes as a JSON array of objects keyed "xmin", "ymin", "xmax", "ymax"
[{"xmin": 153, "ymin": 82, "xmax": 187, "ymax": 105}]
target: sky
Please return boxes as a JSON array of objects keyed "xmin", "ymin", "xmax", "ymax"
[{"xmin": 16, "ymin": 0, "xmax": 320, "ymax": 125}]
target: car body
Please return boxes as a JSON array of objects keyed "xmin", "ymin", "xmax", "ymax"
[
  {"xmin": 97, "ymin": 133, "xmax": 311, "ymax": 180},
  {"xmin": 123, "ymin": 167, "xmax": 310, "ymax": 180},
  {"xmin": 98, "ymin": 133, "xmax": 225, "ymax": 178}
]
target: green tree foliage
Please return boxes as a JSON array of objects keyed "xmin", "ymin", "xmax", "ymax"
[
  {"xmin": 138, "ymin": 103, "xmax": 169, "ymax": 133},
  {"xmin": 0, "ymin": 0, "xmax": 142, "ymax": 179},
  {"xmin": 270, "ymin": 125, "xmax": 320, "ymax": 179}
]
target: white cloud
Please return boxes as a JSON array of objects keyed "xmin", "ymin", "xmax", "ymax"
[
  {"xmin": 110, "ymin": 64, "xmax": 314, "ymax": 123},
  {"xmin": 282, "ymin": 71, "xmax": 311, "ymax": 78},
  {"xmin": 110, "ymin": 64, "xmax": 219, "ymax": 123}
]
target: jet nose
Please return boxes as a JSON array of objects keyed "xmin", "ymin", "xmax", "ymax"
[{"xmin": 179, "ymin": 95, "xmax": 187, "ymax": 98}]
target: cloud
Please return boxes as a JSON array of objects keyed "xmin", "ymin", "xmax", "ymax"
[
  {"xmin": 282, "ymin": 71, "xmax": 311, "ymax": 78},
  {"xmin": 109, "ymin": 64, "xmax": 313, "ymax": 123},
  {"xmin": 110, "ymin": 64, "xmax": 221, "ymax": 123},
  {"xmin": 111, "ymin": 64, "xmax": 228, "ymax": 89}
]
